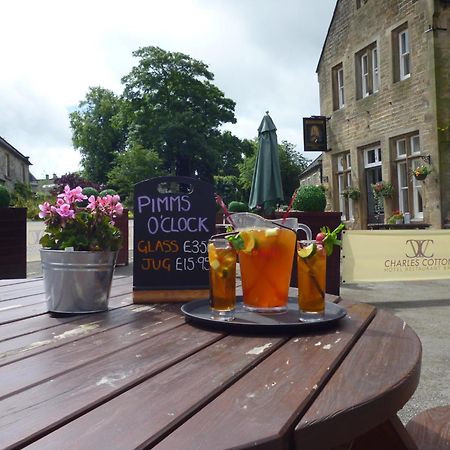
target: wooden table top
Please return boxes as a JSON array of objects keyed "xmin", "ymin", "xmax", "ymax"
[{"xmin": 0, "ymin": 275, "xmax": 421, "ymax": 450}]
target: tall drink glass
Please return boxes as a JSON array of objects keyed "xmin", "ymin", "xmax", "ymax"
[
  {"xmin": 208, "ymin": 238, "xmax": 237, "ymax": 321},
  {"xmin": 297, "ymin": 239, "xmax": 326, "ymax": 322},
  {"xmin": 231, "ymin": 213, "xmax": 296, "ymax": 313}
]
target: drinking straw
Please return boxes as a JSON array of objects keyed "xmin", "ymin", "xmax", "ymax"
[
  {"xmin": 281, "ymin": 188, "xmax": 298, "ymax": 224},
  {"xmin": 214, "ymin": 194, "xmax": 236, "ymax": 228}
]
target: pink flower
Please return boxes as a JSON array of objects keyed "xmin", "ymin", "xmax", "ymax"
[
  {"xmin": 55, "ymin": 203, "xmax": 75, "ymax": 219},
  {"xmin": 38, "ymin": 202, "xmax": 52, "ymax": 219}
]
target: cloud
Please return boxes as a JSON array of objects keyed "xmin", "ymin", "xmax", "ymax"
[{"xmin": 0, "ymin": 0, "xmax": 334, "ymax": 179}]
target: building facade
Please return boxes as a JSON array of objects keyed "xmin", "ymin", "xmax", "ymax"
[
  {"xmin": 317, "ymin": 0, "xmax": 450, "ymax": 229},
  {"xmin": 0, "ymin": 136, "xmax": 31, "ymax": 192}
]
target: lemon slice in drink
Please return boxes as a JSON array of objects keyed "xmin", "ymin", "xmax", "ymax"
[
  {"xmin": 239, "ymin": 231, "xmax": 256, "ymax": 253},
  {"xmin": 297, "ymin": 243, "xmax": 317, "ymax": 259}
]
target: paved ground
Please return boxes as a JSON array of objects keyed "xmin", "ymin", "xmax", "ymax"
[{"xmin": 26, "ymin": 239, "xmax": 449, "ymax": 425}]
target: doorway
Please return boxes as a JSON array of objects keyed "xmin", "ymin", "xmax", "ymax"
[{"xmin": 364, "ymin": 146, "xmax": 383, "ymax": 224}]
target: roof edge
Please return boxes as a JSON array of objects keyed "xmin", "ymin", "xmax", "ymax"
[{"xmin": 0, "ymin": 136, "xmax": 31, "ymax": 165}]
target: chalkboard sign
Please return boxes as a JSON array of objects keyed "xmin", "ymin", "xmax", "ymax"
[{"xmin": 133, "ymin": 176, "xmax": 216, "ymax": 303}]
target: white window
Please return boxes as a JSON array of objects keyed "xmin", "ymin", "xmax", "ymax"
[
  {"xmin": 372, "ymin": 47, "xmax": 379, "ymax": 92},
  {"xmin": 411, "ymin": 135, "xmax": 420, "ymax": 154},
  {"xmin": 392, "ymin": 133, "xmax": 423, "ymax": 220},
  {"xmin": 396, "ymin": 139, "xmax": 407, "ymax": 157},
  {"xmin": 399, "ymin": 29, "xmax": 410, "ymax": 80},
  {"xmin": 412, "ymin": 159, "xmax": 424, "ymax": 220},
  {"xmin": 356, "ymin": 43, "xmax": 379, "ymax": 99},
  {"xmin": 336, "ymin": 152, "xmax": 354, "ymax": 221},
  {"xmin": 332, "ymin": 63, "xmax": 345, "ymax": 110},
  {"xmin": 361, "ymin": 53, "xmax": 369, "ymax": 97},
  {"xmin": 364, "ymin": 147, "xmax": 382, "ymax": 167},
  {"xmin": 337, "ymin": 67, "xmax": 345, "ymax": 108}
]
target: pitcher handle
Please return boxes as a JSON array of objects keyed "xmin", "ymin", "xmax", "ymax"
[{"xmin": 297, "ymin": 224, "xmax": 312, "ymax": 240}]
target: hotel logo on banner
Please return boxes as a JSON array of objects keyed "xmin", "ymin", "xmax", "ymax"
[{"xmin": 384, "ymin": 238, "xmax": 450, "ymax": 273}]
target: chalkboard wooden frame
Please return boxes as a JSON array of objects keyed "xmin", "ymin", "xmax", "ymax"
[{"xmin": 132, "ymin": 176, "xmax": 216, "ymax": 303}]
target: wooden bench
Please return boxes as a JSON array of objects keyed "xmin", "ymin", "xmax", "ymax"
[{"xmin": 406, "ymin": 405, "xmax": 450, "ymax": 450}]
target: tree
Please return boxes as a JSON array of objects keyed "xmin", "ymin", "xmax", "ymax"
[
  {"xmin": 70, "ymin": 87, "xmax": 127, "ymax": 184},
  {"xmin": 107, "ymin": 143, "xmax": 163, "ymax": 207},
  {"xmin": 121, "ymin": 46, "xmax": 237, "ymax": 180},
  {"xmin": 237, "ymin": 140, "xmax": 311, "ymax": 205},
  {"xmin": 278, "ymin": 141, "xmax": 310, "ymax": 202}
]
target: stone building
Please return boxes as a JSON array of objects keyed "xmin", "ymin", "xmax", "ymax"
[
  {"xmin": 0, "ymin": 136, "xmax": 31, "ymax": 191},
  {"xmin": 317, "ymin": 0, "xmax": 450, "ymax": 228}
]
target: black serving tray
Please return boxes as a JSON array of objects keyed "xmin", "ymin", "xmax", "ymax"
[{"xmin": 181, "ymin": 296, "xmax": 346, "ymax": 334}]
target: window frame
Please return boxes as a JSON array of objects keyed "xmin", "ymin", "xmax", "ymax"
[
  {"xmin": 355, "ymin": 42, "xmax": 379, "ymax": 99},
  {"xmin": 392, "ymin": 133, "xmax": 423, "ymax": 220},
  {"xmin": 332, "ymin": 63, "xmax": 345, "ymax": 110},
  {"xmin": 393, "ymin": 23, "xmax": 410, "ymax": 83},
  {"xmin": 335, "ymin": 152, "xmax": 354, "ymax": 221}
]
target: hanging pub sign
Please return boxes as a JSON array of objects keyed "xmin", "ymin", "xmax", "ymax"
[
  {"xmin": 303, "ymin": 116, "xmax": 328, "ymax": 152},
  {"xmin": 133, "ymin": 176, "xmax": 216, "ymax": 303}
]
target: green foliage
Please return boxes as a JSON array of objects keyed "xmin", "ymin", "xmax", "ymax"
[
  {"xmin": 82, "ymin": 186, "xmax": 100, "ymax": 197},
  {"xmin": 293, "ymin": 185, "xmax": 326, "ymax": 212},
  {"xmin": 70, "ymin": 87, "xmax": 127, "ymax": 184},
  {"xmin": 228, "ymin": 201, "xmax": 249, "ymax": 212},
  {"xmin": 213, "ymin": 175, "xmax": 242, "ymax": 206},
  {"xmin": 54, "ymin": 173, "xmax": 101, "ymax": 195},
  {"xmin": 237, "ymin": 140, "xmax": 310, "ymax": 204},
  {"xmin": 121, "ymin": 46, "xmax": 237, "ymax": 180},
  {"xmin": 39, "ymin": 187, "xmax": 123, "ymax": 251},
  {"xmin": 107, "ymin": 143, "xmax": 163, "ymax": 207},
  {"xmin": 278, "ymin": 141, "xmax": 310, "ymax": 201},
  {"xmin": 40, "ymin": 212, "xmax": 122, "ymax": 252},
  {"xmin": 99, "ymin": 189, "xmax": 118, "ymax": 197},
  {"xmin": 0, "ymin": 186, "xmax": 11, "ymax": 208}
]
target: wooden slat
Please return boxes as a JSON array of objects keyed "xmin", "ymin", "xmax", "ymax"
[
  {"xmin": 0, "ymin": 291, "xmax": 133, "ymax": 342},
  {"xmin": 0, "ymin": 303, "xmax": 176, "ymax": 366},
  {"xmin": 0, "ymin": 277, "xmax": 133, "ymax": 325},
  {"xmin": 294, "ymin": 305, "xmax": 422, "ymax": 450},
  {"xmin": 26, "ymin": 334, "xmax": 289, "ymax": 450},
  {"xmin": 0, "ymin": 325, "xmax": 225, "ymax": 449},
  {"xmin": 340, "ymin": 416, "xmax": 419, "ymax": 450},
  {"xmin": 406, "ymin": 405, "xmax": 450, "ymax": 450},
  {"xmin": 0, "ymin": 307, "xmax": 185, "ymax": 400},
  {"xmin": 154, "ymin": 302, "xmax": 375, "ymax": 450}
]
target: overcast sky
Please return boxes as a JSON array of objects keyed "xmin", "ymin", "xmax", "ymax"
[{"xmin": 0, "ymin": 0, "xmax": 336, "ymax": 179}]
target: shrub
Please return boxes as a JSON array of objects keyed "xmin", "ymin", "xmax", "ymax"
[
  {"xmin": 79, "ymin": 187, "xmax": 100, "ymax": 207},
  {"xmin": 228, "ymin": 201, "xmax": 249, "ymax": 212},
  {"xmin": 99, "ymin": 189, "xmax": 118, "ymax": 197},
  {"xmin": 0, "ymin": 186, "xmax": 11, "ymax": 208},
  {"xmin": 293, "ymin": 185, "xmax": 326, "ymax": 212}
]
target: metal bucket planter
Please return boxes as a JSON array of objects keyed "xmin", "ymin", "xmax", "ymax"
[{"xmin": 41, "ymin": 250, "xmax": 117, "ymax": 314}]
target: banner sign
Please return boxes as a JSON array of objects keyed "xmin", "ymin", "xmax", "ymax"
[{"xmin": 342, "ymin": 230, "xmax": 450, "ymax": 283}]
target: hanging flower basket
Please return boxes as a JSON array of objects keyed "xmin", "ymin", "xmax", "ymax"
[
  {"xmin": 371, "ymin": 181, "xmax": 394, "ymax": 199},
  {"xmin": 412, "ymin": 164, "xmax": 432, "ymax": 181},
  {"xmin": 414, "ymin": 173, "xmax": 427, "ymax": 181}
]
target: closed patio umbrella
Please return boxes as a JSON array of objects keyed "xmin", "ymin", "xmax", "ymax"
[{"xmin": 248, "ymin": 112, "xmax": 284, "ymax": 211}]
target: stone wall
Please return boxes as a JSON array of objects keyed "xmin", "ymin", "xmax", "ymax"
[{"xmin": 317, "ymin": 0, "xmax": 449, "ymax": 228}]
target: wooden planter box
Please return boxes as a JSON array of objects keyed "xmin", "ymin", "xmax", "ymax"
[
  {"xmin": 0, "ymin": 208, "xmax": 27, "ymax": 279},
  {"xmin": 115, "ymin": 209, "xmax": 129, "ymax": 266},
  {"xmin": 275, "ymin": 211, "xmax": 342, "ymax": 295}
]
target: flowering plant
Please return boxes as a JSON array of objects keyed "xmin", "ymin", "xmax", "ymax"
[
  {"xmin": 371, "ymin": 181, "xmax": 394, "ymax": 198},
  {"xmin": 341, "ymin": 186, "xmax": 360, "ymax": 200},
  {"xmin": 39, "ymin": 185, "xmax": 123, "ymax": 251},
  {"xmin": 412, "ymin": 164, "xmax": 432, "ymax": 179},
  {"xmin": 388, "ymin": 210, "xmax": 404, "ymax": 224}
]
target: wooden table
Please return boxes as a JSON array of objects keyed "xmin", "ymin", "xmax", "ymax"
[{"xmin": 0, "ymin": 275, "xmax": 421, "ymax": 449}]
